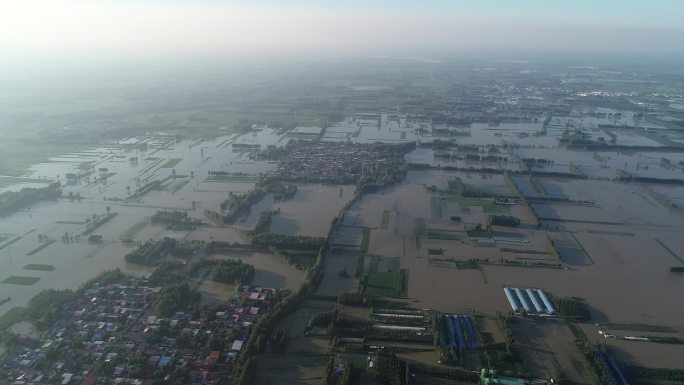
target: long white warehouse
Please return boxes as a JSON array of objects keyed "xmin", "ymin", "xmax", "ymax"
[
  {"xmin": 514, "ymin": 287, "xmax": 533, "ymax": 313},
  {"xmin": 526, "ymin": 288, "xmax": 545, "ymax": 313},
  {"xmin": 536, "ymin": 289, "xmax": 557, "ymax": 315},
  {"xmin": 503, "ymin": 287, "xmax": 521, "ymax": 313}
]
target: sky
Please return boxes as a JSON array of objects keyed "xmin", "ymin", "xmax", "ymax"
[{"xmin": 1, "ymin": 0, "xmax": 683, "ymax": 67}]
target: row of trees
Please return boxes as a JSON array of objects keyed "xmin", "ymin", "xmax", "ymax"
[
  {"xmin": 128, "ymin": 180, "xmax": 161, "ymax": 200},
  {"xmin": 555, "ymin": 297, "xmax": 591, "ymax": 321},
  {"xmin": 250, "ymin": 233, "xmax": 325, "ymax": 251},
  {"xmin": 25, "ymin": 289, "xmax": 75, "ymax": 330},
  {"xmin": 0, "ymin": 182, "xmax": 61, "ymax": 217},
  {"xmin": 151, "ymin": 210, "xmax": 203, "ymax": 229},
  {"xmin": 264, "ymin": 181, "xmax": 298, "ymax": 201},
  {"xmin": 489, "ymin": 215, "xmax": 521, "ymax": 227},
  {"xmin": 154, "ymin": 282, "xmax": 201, "ymax": 317},
  {"xmin": 124, "ymin": 237, "xmax": 199, "ymax": 266},
  {"xmin": 213, "ymin": 259, "xmax": 255, "ymax": 286},
  {"xmin": 250, "ymin": 211, "xmax": 274, "ymax": 235}
]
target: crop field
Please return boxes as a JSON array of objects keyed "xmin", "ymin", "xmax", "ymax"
[
  {"xmin": 2, "ymin": 276, "xmax": 41, "ymax": 285},
  {"xmin": 205, "ymin": 175, "xmax": 261, "ymax": 182},
  {"xmin": 160, "ymin": 158, "xmax": 183, "ymax": 168},
  {"xmin": 362, "ymin": 270, "xmax": 407, "ymax": 297},
  {"xmin": 25, "ymin": 240, "xmax": 56, "ymax": 256},
  {"xmin": 0, "ymin": 237, "xmax": 23, "ymax": 250},
  {"xmin": 427, "ymin": 228, "xmax": 461, "ymax": 240},
  {"xmin": 23, "ymin": 264, "xmax": 56, "ymax": 271}
]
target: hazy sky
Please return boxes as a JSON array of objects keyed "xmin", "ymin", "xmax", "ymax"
[{"xmin": 1, "ymin": 0, "xmax": 683, "ymax": 65}]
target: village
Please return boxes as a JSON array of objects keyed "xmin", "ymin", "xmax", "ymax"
[{"xmin": 0, "ymin": 269, "xmax": 281, "ymax": 385}]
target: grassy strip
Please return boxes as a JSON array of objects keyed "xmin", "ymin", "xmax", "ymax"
[
  {"xmin": 448, "ymin": 195, "xmax": 507, "ymax": 213},
  {"xmin": 160, "ymin": 158, "xmax": 183, "ymax": 168},
  {"xmin": 360, "ymin": 228, "xmax": 370, "ymax": 253},
  {"xmin": 25, "ymin": 239, "xmax": 56, "ymax": 256},
  {"xmin": 205, "ymin": 175, "xmax": 260, "ymax": 182},
  {"xmin": 538, "ymin": 217, "xmax": 624, "ymax": 226},
  {"xmin": 648, "ymin": 336, "xmax": 684, "ymax": 344},
  {"xmin": 655, "ymin": 238, "xmax": 684, "ymax": 264},
  {"xmin": 2, "ymin": 276, "xmax": 40, "ymax": 285},
  {"xmin": 586, "ymin": 230, "xmax": 634, "ymax": 237},
  {"xmin": 570, "ymin": 233, "xmax": 595, "ymax": 264},
  {"xmin": 0, "ymin": 237, "xmax": 22, "ymax": 250},
  {"xmin": 380, "ymin": 210, "xmax": 390, "ymax": 230},
  {"xmin": 0, "ymin": 307, "xmax": 26, "ymax": 330},
  {"xmin": 547, "ymin": 236, "xmax": 561, "ymax": 260},
  {"xmin": 413, "ymin": 217, "xmax": 426, "ymax": 238},
  {"xmin": 426, "ymin": 228, "xmax": 460, "ymax": 240},
  {"xmin": 356, "ymin": 255, "xmax": 365, "ymax": 276},
  {"xmin": 168, "ymin": 180, "xmax": 190, "ymax": 193},
  {"xmin": 0, "ymin": 177, "xmax": 51, "ymax": 190},
  {"xmin": 605, "ymin": 323, "xmax": 676, "ymax": 333},
  {"xmin": 454, "ymin": 260, "xmax": 479, "ymax": 269},
  {"xmin": 483, "ymin": 205, "xmax": 508, "ymax": 213},
  {"xmin": 120, "ymin": 217, "xmax": 149, "ymax": 241},
  {"xmin": 55, "ymin": 220, "xmax": 88, "ymax": 225},
  {"xmin": 23, "ymin": 264, "xmax": 56, "ymax": 271}
]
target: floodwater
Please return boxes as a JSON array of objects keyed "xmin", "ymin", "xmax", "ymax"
[
  {"xmin": 2, "ymin": 114, "xmax": 684, "ymax": 354},
  {"xmin": 0, "ymin": 124, "xmax": 373, "ymax": 315},
  {"xmin": 317, "ymin": 168, "xmax": 684, "ymax": 335}
]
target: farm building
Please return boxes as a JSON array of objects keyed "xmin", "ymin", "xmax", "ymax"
[{"xmin": 503, "ymin": 287, "xmax": 557, "ymax": 316}]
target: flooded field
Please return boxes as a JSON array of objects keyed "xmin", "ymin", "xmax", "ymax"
[
  {"xmin": 509, "ymin": 318, "xmax": 591, "ymax": 384},
  {"xmin": 0, "ymin": 109, "xmax": 683, "ymax": 384},
  {"xmin": 238, "ymin": 184, "xmax": 355, "ymax": 237},
  {"xmin": 578, "ymin": 323, "xmax": 684, "ymax": 369},
  {"xmin": 0, "ymin": 130, "xmax": 288, "ymax": 316},
  {"xmin": 254, "ymin": 354, "xmax": 329, "ymax": 385},
  {"xmin": 405, "ymin": 147, "xmax": 524, "ymax": 172},
  {"xmin": 318, "ymin": 167, "xmax": 684, "ymax": 337}
]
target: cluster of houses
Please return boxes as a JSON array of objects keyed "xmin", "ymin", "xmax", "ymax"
[
  {"xmin": 1, "ymin": 278, "xmax": 277, "ymax": 385},
  {"xmin": 270, "ymin": 142, "xmax": 387, "ymax": 183}
]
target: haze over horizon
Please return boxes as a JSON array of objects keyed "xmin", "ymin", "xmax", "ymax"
[{"xmin": 2, "ymin": 0, "xmax": 684, "ymax": 71}]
